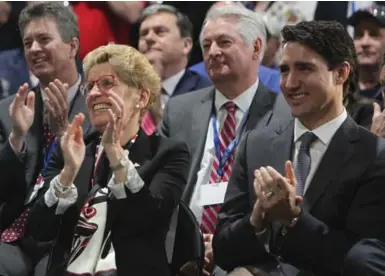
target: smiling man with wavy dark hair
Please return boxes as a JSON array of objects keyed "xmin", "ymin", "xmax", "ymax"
[{"xmin": 213, "ymin": 20, "xmax": 385, "ymax": 276}]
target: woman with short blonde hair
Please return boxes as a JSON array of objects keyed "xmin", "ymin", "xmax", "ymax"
[{"xmin": 28, "ymin": 44, "xmax": 190, "ymax": 276}]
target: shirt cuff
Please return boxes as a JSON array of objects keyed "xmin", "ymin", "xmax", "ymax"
[
  {"xmin": 107, "ymin": 160, "xmax": 144, "ymax": 199},
  {"xmin": 44, "ymin": 175, "xmax": 78, "ymax": 215},
  {"xmin": 8, "ymin": 136, "xmax": 26, "ymax": 159}
]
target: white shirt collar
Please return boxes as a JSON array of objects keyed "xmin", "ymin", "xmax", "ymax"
[
  {"xmin": 162, "ymin": 69, "xmax": 186, "ymax": 97},
  {"xmin": 29, "ymin": 72, "xmax": 39, "ymax": 88},
  {"xmin": 294, "ymin": 108, "xmax": 348, "ymax": 145},
  {"xmin": 214, "ymin": 78, "xmax": 259, "ymax": 113},
  {"xmin": 40, "ymin": 75, "xmax": 82, "ymax": 104}
]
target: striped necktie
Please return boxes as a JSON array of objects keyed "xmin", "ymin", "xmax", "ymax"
[{"xmin": 200, "ymin": 101, "xmax": 237, "ymax": 234}]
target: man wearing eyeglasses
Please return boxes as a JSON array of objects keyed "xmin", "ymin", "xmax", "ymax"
[{"xmin": 349, "ymin": 4, "xmax": 385, "ymax": 102}]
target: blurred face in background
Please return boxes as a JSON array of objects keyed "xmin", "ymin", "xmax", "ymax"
[
  {"xmin": 262, "ymin": 36, "xmax": 281, "ymax": 68},
  {"xmin": 354, "ymin": 18, "xmax": 385, "ymax": 67},
  {"xmin": 138, "ymin": 11, "xmax": 191, "ymax": 75}
]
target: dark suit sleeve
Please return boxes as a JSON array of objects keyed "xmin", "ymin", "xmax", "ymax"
[
  {"xmin": 274, "ymin": 155, "xmax": 385, "ymax": 274},
  {"xmin": 27, "ymin": 145, "xmax": 67, "ymax": 242},
  {"xmin": 115, "ymin": 140, "xmax": 190, "ymax": 236},
  {"xmin": 0, "ymin": 117, "xmax": 28, "ymax": 201},
  {"xmin": 213, "ymin": 132, "xmax": 271, "ymax": 271}
]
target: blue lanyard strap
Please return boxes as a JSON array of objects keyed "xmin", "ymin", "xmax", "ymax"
[
  {"xmin": 211, "ymin": 108, "xmax": 249, "ymax": 180},
  {"xmin": 41, "ymin": 139, "xmax": 57, "ymax": 177}
]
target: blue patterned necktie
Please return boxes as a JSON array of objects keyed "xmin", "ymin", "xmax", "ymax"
[{"xmin": 295, "ymin": 132, "xmax": 318, "ymax": 196}]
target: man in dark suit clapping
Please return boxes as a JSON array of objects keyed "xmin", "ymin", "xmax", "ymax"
[{"xmin": 213, "ymin": 20, "xmax": 385, "ymax": 276}]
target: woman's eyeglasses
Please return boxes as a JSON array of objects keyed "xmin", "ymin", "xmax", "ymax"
[{"xmin": 81, "ymin": 75, "xmax": 117, "ymax": 96}]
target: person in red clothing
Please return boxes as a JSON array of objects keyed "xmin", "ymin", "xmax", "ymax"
[{"xmin": 71, "ymin": 1, "xmax": 146, "ymax": 60}]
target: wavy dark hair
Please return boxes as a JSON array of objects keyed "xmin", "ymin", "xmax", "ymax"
[{"xmin": 281, "ymin": 20, "xmax": 358, "ymax": 101}]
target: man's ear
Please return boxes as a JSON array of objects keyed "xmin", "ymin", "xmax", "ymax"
[
  {"xmin": 69, "ymin": 37, "xmax": 80, "ymax": 59},
  {"xmin": 139, "ymin": 88, "xmax": 151, "ymax": 109},
  {"xmin": 335, "ymin": 61, "xmax": 350, "ymax": 86},
  {"xmin": 183, "ymin": 37, "xmax": 193, "ymax": 56},
  {"xmin": 252, "ymin": 37, "xmax": 263, "ymax": 61}
]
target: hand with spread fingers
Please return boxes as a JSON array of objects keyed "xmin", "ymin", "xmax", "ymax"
[
  {"xmin": 9, "ymin": 83, "xmax": 35, "ymax": 151},
  {"xmin": 254, "ymin": 161, "xmax": 302, "ymax": 225},
  {"xmin": 44, "ymin": 79, "xmax": 69, "ymax": 137},
  {"xmin": 59, "ymin": 113, "xmax": 86, "ymax": 186}
]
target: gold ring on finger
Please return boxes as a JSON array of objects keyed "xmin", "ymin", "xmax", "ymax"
[{"xmin": 264, "ymin": 190, "xmax": 275, "ymax": 200}]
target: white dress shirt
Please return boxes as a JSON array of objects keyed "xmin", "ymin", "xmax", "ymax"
[
  {"xmin": 161, "ymin": 69, "xmax": 185, "ymax": 109},
  {"xmin": 45, "ymin": 144, "xmax": 145, "ymax": 215},
  {"xmin": 293, "ymin": 109, "xmax": 347, "ymax": 193},
  {"xmin": 190, "ymin": 79, "xmax": 260, "ymax": 224}
]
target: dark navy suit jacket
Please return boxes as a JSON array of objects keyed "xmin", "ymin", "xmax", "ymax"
[{"xmin": 172, "ymin": 69, "xmax": 212, "ymax": 97}]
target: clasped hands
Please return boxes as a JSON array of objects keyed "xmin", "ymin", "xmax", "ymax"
[
  {"xmin": 60, "ymin": 90, "xmax": 129, "ymax": 186},
  {"xmin": 250, "ymin": 161, "xmax": 302, "ymax": 231}
]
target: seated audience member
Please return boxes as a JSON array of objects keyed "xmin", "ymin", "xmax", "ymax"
[
  {"xmin": 213, "ymin": 20, "xmax": 385, "ymax": 275},
  {"xmin": 348, "ymin": 4, "xmax": 385, "ymax": 102},
  {"xmin": 159, "ymin": 5, "xmax": 291, "ymax": 276},
  {"xmin": 0, "ymin": 3, "xmax": 90, "ymax": 275},
  {"xmin": 138, "ymin": 4, "xmax": 211, "ymax": 134},
  {"xmin": 27, "ymin": 44, "xmax": 190, "ymax": 276},
  {"xmin": 189, "ymin": 1, "xmax": 281, "ymax": 93}
]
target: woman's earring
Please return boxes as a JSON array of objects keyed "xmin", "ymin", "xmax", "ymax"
[{"xmin": 136, "ymin": 104, "xmax": 140, "ymax": 108}]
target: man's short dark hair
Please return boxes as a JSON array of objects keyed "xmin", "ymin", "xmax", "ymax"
[
  {"xmin": 18, "ymin": 2, "xmax": 79, "ymax": 42},
  {"xmin": 281, "ymin": 20, "xmax": 358, "ymax": 96},
  {"xmin": 139, "ymin": 4, "xmax": 193, "ymax": 39}
]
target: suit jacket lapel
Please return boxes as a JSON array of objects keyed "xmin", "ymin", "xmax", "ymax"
[
  {"xmin": 172, "ymin": 70, "xmax": 197, "ymax": 98},
  {"xmin": 128, "ymin": 129, "xmax": 153, "ymax": 174},
  {"xmin": 303, "ymin": 117, "xmax": 358, "ymax": 212},
  {"xmin": 269, "ymin": 120, "xmax": 295, "ymax": 176},
  {"xmin": 68, "ymin": 90, "xmax": 91, "ymax": 135},
  {"xmin": 266, "ymin": 121, "xmax": 295, "ymax": 240},
  {"xmin": 245, "ymin": 83, "xmax": 277, "ymax": 131},
  {"xmin": 183, "ymin": 88, "xmax": 214, "ymax": 203}
]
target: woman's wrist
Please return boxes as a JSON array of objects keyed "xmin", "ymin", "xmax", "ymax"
[
  {"xmin": 104, "ymin": 145, "xmax": 125, "ymax": 167},
  {"xmin": 59, "ymin": 166, "xmax": 77, "ymax": 186}
]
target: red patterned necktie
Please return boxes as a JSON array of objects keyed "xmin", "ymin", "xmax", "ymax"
[
  {"xmin": 200, "ymin": 101, "xmax": 237, "ymax": 234},
  {"xmin": 43, "ymin": 121, "xmax": 54, "ymax": 150},
  {"xmin": 1, "ymin": 121, "xmax": 55, "ymax": 243}
]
